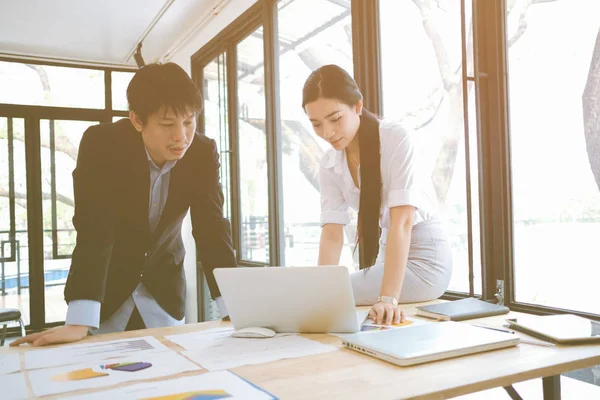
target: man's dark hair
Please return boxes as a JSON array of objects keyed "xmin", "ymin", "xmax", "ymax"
[{"xmin": 127, "ymin": 62, "xmax": 203, "ymax": 124}]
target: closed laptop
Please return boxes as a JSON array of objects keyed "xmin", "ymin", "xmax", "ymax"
[{"xmin": 342, "ymin": 321, "xmax": 520, "ymax": 366}]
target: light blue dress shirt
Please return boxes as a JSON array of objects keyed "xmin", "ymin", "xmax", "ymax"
[{"xmin": 65, "ymin": 148, "xmax": 227, "ymax": 332}]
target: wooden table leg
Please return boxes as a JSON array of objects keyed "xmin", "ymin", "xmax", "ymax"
[
  {"xmin": 503, "ymin": 385, "xmax": 524, "ymax": 400},
  {"xmin": 543, "ymin": 375, "xmax": 561, "ymax": 400}
]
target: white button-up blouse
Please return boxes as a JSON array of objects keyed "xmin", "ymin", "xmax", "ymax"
[{"xmin": 318, "ymin": 119, "xmax": 439, "ymax": 255}]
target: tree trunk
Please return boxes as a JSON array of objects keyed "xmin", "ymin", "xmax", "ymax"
[{"xmin": 583, "ymin": 27, "xmax": 600, "ymax": 191}]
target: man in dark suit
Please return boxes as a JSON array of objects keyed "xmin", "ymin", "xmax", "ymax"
[{"xmin": 12, "ymin": 62, "xmax": 237, "ymax": 346}]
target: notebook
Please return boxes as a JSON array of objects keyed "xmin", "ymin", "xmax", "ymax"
[
  {"xmin": 342, "ymin": 321, "xmax": 520, "ymax": 366},
  {"xmin": 505, "ymin": 314, "xmax": 600, "ymax": 344},
  {"xmin": 416, "ymin": 298, "xmax": 509, "ymax": 321}
]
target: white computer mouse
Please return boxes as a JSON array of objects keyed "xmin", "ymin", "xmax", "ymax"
[{"xmin": 231, "ymin": 327, "xmax": 276, "ymax": 339}]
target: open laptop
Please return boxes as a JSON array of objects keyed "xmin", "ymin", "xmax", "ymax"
[
  {"xmin": 342, "ymin": 321, "xmax": 520, "ymax": 366},
  {"xmin": 213, "ymin": 266, "xmax": 362, "ymax": 333}
]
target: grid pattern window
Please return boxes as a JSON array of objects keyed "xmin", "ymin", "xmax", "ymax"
[
  {"xmin": 0, "ymin": 60, "xmax": 133, "ymax": 327},
  {"xmin": 277, "ymin": 0, "xmax": 356, "ymax": 268},
  {"xmin": 0, "ymin": 117, "xmax": 30, "ymax": 325},
  {"xmin": 237, "ymin": 28, "xmax": 270, "ymax": 264},
  {"xmin": 0, "ymin": 61, "xmax": 105, "ymax": 109},
  {"xmin": 203, "ymin": 54, "xmax": 232, "ymax": 221},
  {"xmin": 379, "ymin": 0, "xmax": 481, "ymax": 295},
  {"xmin": 202, "ymin": 54, "xmax": 230, "ymax": 320},
  {"xmin": 40, "ymin": 119, "xmax": 97, "ymax": 323}
]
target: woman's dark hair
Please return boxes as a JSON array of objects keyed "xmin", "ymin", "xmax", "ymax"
[
  {"xmin": 302, "ymin": 64, "xmax": 382, "ymax": 270},
  {"xmin": 127, "ymin": 62, "xmax": 203, "ymax": 124}
]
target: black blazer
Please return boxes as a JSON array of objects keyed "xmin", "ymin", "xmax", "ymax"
[{"xmin": 64, "ymin": 119, "xmax": 237, "ymax": 322}]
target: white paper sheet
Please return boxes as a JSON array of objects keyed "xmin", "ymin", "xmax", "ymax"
[
  {"xmin": 28, "ymin": 350, "xmax": 202, "ymax": 397},
  {"xmin": 0, "ymin": 372, "xmax": 29, "ymax": 400},
  {"xmin": 24, "ymin": 335, "xmax": 170, "ymax": 370},
  {"xmin": 0, "ymin": 352, "xmax": 21, "ymax": 375},
  {"xmin": 61, "ymin": 370, "xmax": 276, "ymax": 400},
  {"xmin": 166, "ymin": 327, "xmax": 241, "ymax": 350},
  {"xmin": 173, "ymin": 328, "xmax": 337, "ymax": 371}
]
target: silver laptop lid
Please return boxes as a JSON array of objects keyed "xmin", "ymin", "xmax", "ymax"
[
  {"xmin": 343, "ymin": 321, "xmax": 520, "ymax": 366},
  {"xmin": 214, "ymin": 266, "xmax": 360, "ymax": 333}
]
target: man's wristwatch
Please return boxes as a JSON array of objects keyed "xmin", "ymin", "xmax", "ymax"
[{"xmin": 377, "ymin": 295, "xmax": 398, "ymax": 306}]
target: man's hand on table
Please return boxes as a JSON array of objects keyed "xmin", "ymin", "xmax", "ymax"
[{"xmin": 10, "ymin": 325, "xmax": 89, "ymax": 347}]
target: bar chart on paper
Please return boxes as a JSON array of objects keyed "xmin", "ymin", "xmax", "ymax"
[
  {"xmin": 24, "ymin": 336, "xmax": 170, "ymax": 370},
  {"xmin": 28, "ymin": 351, "xmax": 202, "ymax": 397}
]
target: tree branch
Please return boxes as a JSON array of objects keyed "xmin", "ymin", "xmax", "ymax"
[
  {"xmin": 398, "ymin": 87, "xmax": 445, "ymax": 130},
  {"xmin": 410, "ymin": 0, "xmax": 465, "ymax": 203},
  {"xmin": 0, "ymin": 127, "xmax": 78, "ymax": 161},
  {"xmin": 412, "ymin": 1, "xmax": 460, "ymax": 92},
  {"xmin": 0, "ymin": 188, "xmax": 74, "ymax": 207},
  {"xmin": 411, "ymin": 0, "xmax": 425, "ymax": 10},
  {"xmin": 508, "ymin": 0, "xmax": 559, "ymax": 48},
  {"xmin": 343, "ymin": 21, "xmax": 352, "ymax": 44},
  {"xmin": 25, "ymin": 64, "xmax": 51, "ymax": 93}
]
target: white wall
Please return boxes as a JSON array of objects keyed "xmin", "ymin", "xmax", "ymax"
[
  {"xmin": 168, "ymin": 0, "xmax": 258, "ymax": 74},
  {"xmin": 182, "ymin": 212, "xmax": 197, "ymax": 323},
  {"xmin": 175, "ymin": 0, "xmax": 258, "ymax": 323}
]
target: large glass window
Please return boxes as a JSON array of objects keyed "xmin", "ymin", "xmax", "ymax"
[
  {"xmin": 202, "ymin": 54, "xmax": 230, "ymax": 321},
  {"xmin": 277, "ymin": 0, "xmax": 355, "ymax": 267},
  {"xmin": 379, "ymin": 0, "xmax": 480, "ymax": 294},
  {"xmin": 40, "ymin": 119, "xmax": 96, "ymax": 324},
  {"xmin": 111, "ymin": 71, "xmax": 135, "ymax": 111},
  {"xmin": 0, "ymin": 60, "xmax": 132, "ymax": 328},
  {"xmin": 0, "ymin": 117, "xmax": 30, "ymax": 325},
  {"xmin": 507, "ymin": 0, "xmax": 600, "ymax": 313},
  {"xmin": 237, "ymin": 29, "xmax": 270, "ymax": 264},
  {"xmin": 203, "ymin": 54, "xmax": 232, "ymax": 221},
  {"xmin": 0, "ymin": 61, "xmax": 105, "ymax": 109}
]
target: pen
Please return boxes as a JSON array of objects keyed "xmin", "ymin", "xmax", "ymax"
[{"xmin": 473, "ymin": 324, "xmax": 514, "ymax": 334}]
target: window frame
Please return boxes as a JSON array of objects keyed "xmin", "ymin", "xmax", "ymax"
[
  {"xmin": 190, "ymin": 0, "xmax": 600, "ymax": 322},
  {"xmin": 0, "ymin": 58, "xmax": 136, "ymax": 334}
]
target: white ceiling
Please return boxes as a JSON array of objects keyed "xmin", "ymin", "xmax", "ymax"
[{"xmin": 0, "ymin": 0, "xmax": 227, "ymax": 68}]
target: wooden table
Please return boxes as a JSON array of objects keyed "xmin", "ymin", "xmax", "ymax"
[{"xmin": 2, "ymin": 303, "xmax": 600, "ymax": 400}]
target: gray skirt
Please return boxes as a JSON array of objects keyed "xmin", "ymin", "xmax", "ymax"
[{"xmin": 350, "ymin": 219, "xmax": 453, "ymax": 305}]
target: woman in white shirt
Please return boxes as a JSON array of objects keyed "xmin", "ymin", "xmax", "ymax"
[{"xmin": 302, "ymin": 65, "xmax": 453, "ymax": 325}]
